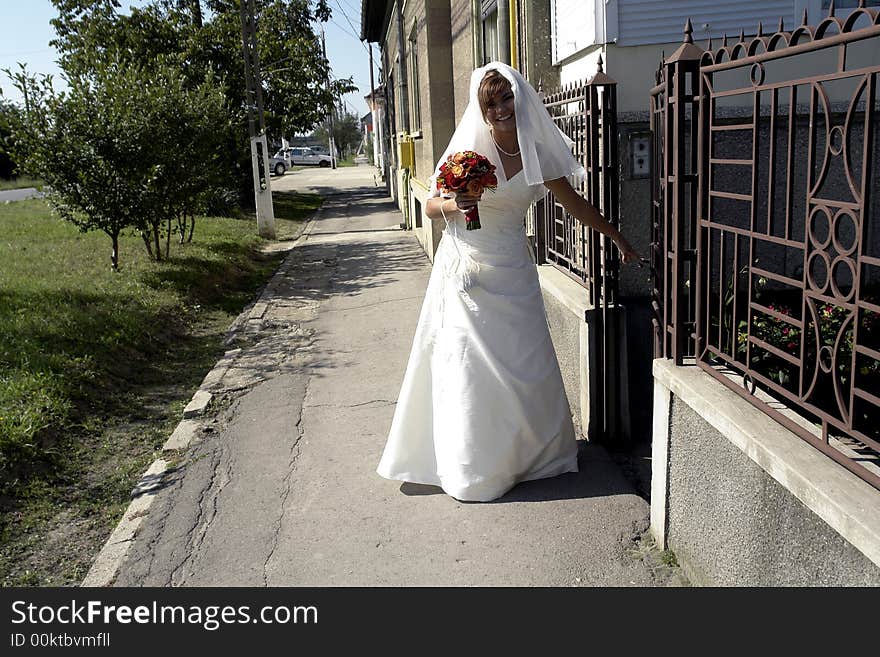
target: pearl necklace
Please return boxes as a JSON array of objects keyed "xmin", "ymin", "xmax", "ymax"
[{"xmin": 492, "ymin": 133, "xmax": 520, "ymax": 157}]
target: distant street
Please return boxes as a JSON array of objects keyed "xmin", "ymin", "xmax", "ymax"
[{"xmin": 0, "ymin": 187, "xmax": 43, "ymax": 202}]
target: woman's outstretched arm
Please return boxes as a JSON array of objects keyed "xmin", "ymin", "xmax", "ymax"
[{"xmin": 544, "ymin": 177, "xmax": 641, "ymax": 264}]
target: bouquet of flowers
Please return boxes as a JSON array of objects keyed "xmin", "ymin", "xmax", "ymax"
[{"xmin": 436, "ymin": 151, "xmax": 498, "ymax": 230}]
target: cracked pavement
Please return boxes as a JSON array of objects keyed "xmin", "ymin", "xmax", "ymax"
[{"xmin": 113, "ymin": 166, "xmax": 669, "ymax": 586}]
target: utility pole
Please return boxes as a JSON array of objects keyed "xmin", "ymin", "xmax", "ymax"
[
  {"xmin": 320, "ymin": 24, "xmax": 337, "ymax": 169},
  {"xmin": 239, "ymin": 0, "xmax": 276, "ymax": 239}
]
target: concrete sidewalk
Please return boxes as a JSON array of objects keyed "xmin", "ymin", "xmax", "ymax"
[{"xmin": 90, "ymin": 165, "xmax": 681, "ymax": 587}]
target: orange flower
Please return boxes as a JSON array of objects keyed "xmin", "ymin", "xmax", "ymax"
[{"xmin": 466, "ymin": 180, "xmax": 484, "ymax": 195}]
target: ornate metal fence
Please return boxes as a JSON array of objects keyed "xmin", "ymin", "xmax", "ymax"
[
  {"xmin": 537, "ymin": 58, "xmax": 620, "ymax": 309},
  {"xmin": 650, "ymin": 34, "xmax": 701, "ymax": 364},
  {"xmin": 535, "ymin": 60, "xmax": 622, "ymax": 439},
  {"xmin": 651, "ymin": 7, "xmax": 880, "ymax": 490}
]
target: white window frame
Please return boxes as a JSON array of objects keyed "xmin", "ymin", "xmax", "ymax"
[
  {"xmin": 481, "ymin": 0, "xmax": 499, "ymax": 65},
  {"xmin": 550, "ymin": 0, "xmax": 604, "ymax": 65}
]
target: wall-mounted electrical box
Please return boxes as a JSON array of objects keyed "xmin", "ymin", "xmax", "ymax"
[
  {"xmin": 398, "ymin": 137, "xmax": 415, "ymax": 170},
  {"xmin": 629, "ymin": 135, "xmax": 651, "ymax": 179}
]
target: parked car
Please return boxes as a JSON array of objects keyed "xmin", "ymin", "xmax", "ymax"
[
  {"xmin": 268, "ymin": 152, "xmax": 288, "ymax": 176},
  {"xmin": 306, "ymin": 145, "xmax": 331, "ymax": 156},
  {"xmin": 278, "ymin": 146, "xmax": 332, "ymax": 167}
]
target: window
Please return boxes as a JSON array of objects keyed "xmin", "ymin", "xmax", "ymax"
[
  {"xmin": 481, "ymin": 0, "xmax": 498, "ymax": 65},
  {"xmin": 408, "ymin": 26, "xmax": 421, "ymax": 131},
  {"xmin": 551, "ymin": 0, "xmax": 598, "ymax": 64}
]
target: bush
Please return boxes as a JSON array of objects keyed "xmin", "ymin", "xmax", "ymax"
[{"xmin": 7, "ymin": 63, "xmax": 228, "ymax": 269}]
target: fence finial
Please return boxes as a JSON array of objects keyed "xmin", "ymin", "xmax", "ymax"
[
  {"xmin": 723, "ymin": 33, "xmax": 728, "ymax": 47},
  {"xmin": 707, "ymin": 34, "xmax": 713, "ymax": 49},
  {"xmin": 859, "ymin": 0, "xmax": 866, "ymax": 8},
  {"xmin": 802, "ymin": 8, "xmax": 809, "ymax": 25},
  {"xmin": 778, "ymin": 17, "xmax": 785, "ymax": 33},
  {"xmin": 828, "ymin": 0, "xmax": 835, "ymax": 17},
  {"xmin": 597, "ymin": 53, "xmax": 605, "ymax": 73},
  {"xmin": 684, "ymin": 19, "xmax": 694, "ymax": 44},
  {"xmin": 757, "ymin": 22, "xmax": 764, "ymax": 37},
  {"xmin": 739, "ymin": 28, "xmax": 745, "ymax": 43}
]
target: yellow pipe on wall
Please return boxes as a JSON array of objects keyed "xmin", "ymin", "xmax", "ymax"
[{"xmin": 509, "ymin": 0, "xmax": 518, "ymax": 69}]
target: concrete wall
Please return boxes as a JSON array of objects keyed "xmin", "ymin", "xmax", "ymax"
[
  {"xmin": 450, "ymin": 0, "xmax": 475, "ymax": 123},
  {"xmin": 417, "ymin": 0, "xmax": 456, "ymax": 185},
  {"xmin": 539, "ymin": 266, "xmax": 591, "ymax": 438},
  {"xmin": 652, "ymin": 360, "xmax": 880, "ymax": 586},
  {"xmin": 521, "ymin": 0, "xmax": 559, "ymax": 89},
  {"xmin": 409, "ymin": 178, "xmax": 444, "ymax": 261}
]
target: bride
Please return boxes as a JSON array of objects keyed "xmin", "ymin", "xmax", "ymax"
[{"xmin": 376, "ymin": 62, "xmax": 640, "ymax": 502}]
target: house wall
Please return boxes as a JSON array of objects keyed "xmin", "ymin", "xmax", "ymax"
[
  {"xmin": 616, "ymin": 0, "xmax": 794, "ymax": 46},
  {"xmin": 410, "ymin": 0, "xmax": 457, "ymax": 258},
  {"xmin": 450, "ymin": 0, "xmax": 476, "ymax": 123}
]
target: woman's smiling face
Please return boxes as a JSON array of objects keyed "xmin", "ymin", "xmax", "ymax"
[
  {"xmin": 478, "ymin": 72, "xmax": 517, "ymax": 136},
  {"xmin": 484, "ymin": 84, "xmax": 516, "ymax": 135}
]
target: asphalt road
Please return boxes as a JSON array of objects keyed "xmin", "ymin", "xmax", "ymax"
[{"xmin": 0, "ymin": 187, "xmax": 43, "ymax": 202}]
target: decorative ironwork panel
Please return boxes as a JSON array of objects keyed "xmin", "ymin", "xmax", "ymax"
[
  {"xmin": 695, "ymin": 9, "xmax": 880, "ymax": 489},
  {"xmin": 538, "ymin": 67, "xmax": 620, "ymax": 309},
  {"xmin": 536, "ymin": 66, "xmax": 622, "ymax": 440}
]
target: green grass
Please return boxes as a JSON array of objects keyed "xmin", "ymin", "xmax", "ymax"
[
  {"xmin": 0, "ymin": 190, "xmax": 322, "ymax": 585},
  {"xmin": 271, "ymin": 190, "xmax": 322, "ymax": 230},
  {"xmin": 0, "ymin": 177, "xmax": 43, "ymax": 191},
  {"xmin": 336, "ymin": 155, "xmax": 357, "ymax": 167},
  {"xmin": 660, "ymin": 550, "xmax": 679, "ymax": 568}
]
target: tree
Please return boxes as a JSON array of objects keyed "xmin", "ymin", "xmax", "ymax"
[
  {"xmin": 48, "ymin": 0, "xmax": 357, "ymax": 199},
  {"xmin": 312, "ymin": 107, "xmax": 362, "ymax": 158},
  {"xmin": 8, "ymin": 62, "xmax": 227, "ymax": 269},
  {"xmin": 0, "ymin": 99, "xmax": 20, "ymax": 180},
  {"xmin": 332, "ymin": 111, "xmax": 363, "ymax": 158}
]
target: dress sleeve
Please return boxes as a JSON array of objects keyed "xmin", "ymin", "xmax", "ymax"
[{"xmin": 428, "ymin": 174, "xmax": 441, "ymax": 198}]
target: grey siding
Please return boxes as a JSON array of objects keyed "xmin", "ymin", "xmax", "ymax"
[{"xmin": 617, "ymin": 0, "xmax": 795, "ymax": 46}]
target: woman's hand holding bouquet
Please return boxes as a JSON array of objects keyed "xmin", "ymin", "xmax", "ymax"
[{"xmin": 436, "ymin": 151, "xmax": 497, "ymax": 230}]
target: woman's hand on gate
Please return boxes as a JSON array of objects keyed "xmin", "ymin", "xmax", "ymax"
[{"xmin": 614, "ymin": 237, "xmax": 641, "ymax": 265}]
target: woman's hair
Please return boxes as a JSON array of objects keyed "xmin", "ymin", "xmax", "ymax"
[{"xmin": 478, "ymin": 70, "xmax": 512, "ymax": 119}]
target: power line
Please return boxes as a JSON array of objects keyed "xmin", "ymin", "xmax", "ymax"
[
  {"xmin": 337, "ymin": 0, "xmax": 362, "ymax": 17},
  {"xmin": 332, "ymin": 0, "xmax": 362, "ymax": 41},
  {"xmin": 328, "ymin": 17, "xmax": 370, "ymax": 54},
  {"xmin": 328, "ymin": 1, "xmax": 380, "ymax": 97}
]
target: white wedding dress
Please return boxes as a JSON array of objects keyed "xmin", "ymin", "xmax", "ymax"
[{"xmin": 377, "ymin": 170, "xmax": 579, "ymax": 501}]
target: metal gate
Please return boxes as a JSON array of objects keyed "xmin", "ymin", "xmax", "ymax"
[
  {"xmin": 651, "ymin": 10, "xmax": 880, "ymax": 489},
  {"xmin": 536, "ymin": 58, "xmax": 623, "ymax": 440}
]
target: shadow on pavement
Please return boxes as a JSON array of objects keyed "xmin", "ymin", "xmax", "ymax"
[{"xmin": 394, "ymin": 442, "xmax": 642, "ymax": 504}]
